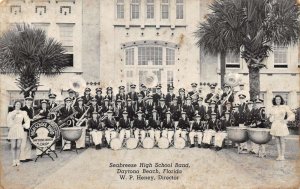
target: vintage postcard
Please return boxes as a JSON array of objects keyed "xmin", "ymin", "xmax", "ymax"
[{"xmin": 0, "ymin": 0, "xmax": 299, "ymax": 188}]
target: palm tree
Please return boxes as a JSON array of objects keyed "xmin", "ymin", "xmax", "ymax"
[
  {"xmin": 195, "ymin": 0, "xmax": 300, "ymax": 100},
  {"xmin": 0, "ymin": 23, "xmax": 69, "ymax": 98}
]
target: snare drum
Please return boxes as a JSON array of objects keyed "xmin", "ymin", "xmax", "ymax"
[
  {"xmin": 158, "ymin": 137, "xmax": 169, "ymax": 149},
  {"xmin": 142, "ymin": 137, "xmax": 154, "ymax": 149},
  {"xmin": 174, "ymin": 137, "xmax": 186, "ymax": 149},
  {"xmin": 110, "ymin": 138, "xmax": 122, "ymax": 150},
  {"xmin": 126, "ymin": 138, "xmax": 139, "ymax": 149}
]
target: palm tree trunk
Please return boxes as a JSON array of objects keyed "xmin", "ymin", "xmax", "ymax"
[
  {"xmin": 248, "ymin": 66, "xmax": 260, "ymax": 100},
  {"xmin": 220, "ymin": 51, "xmax": 226, "ymax": 87}
]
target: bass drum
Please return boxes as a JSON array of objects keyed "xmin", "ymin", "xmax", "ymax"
[
  {"xmin": 110, "ymin": 138, "xmax": 122, "ymax": 150},
  {"xmin": 158, "ymin": 137, "xmax": 169, "ymax": 149},
  {"xmin": 174, "ymin": 137, "xmax": 186, "ymax": 149},
  {"xmin": 126, "ymin": 138, "xmax": 139, "ymax": 149},
  {"xmin": 142, "ymin": 137, "xmax": 154, "ymax": 149}
]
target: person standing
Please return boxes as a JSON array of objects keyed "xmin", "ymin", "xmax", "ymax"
[
  {"xmin": 7, "ymin": 101, "xmax": 30, "ymax": 166},
  {"xmin": 20, "ymin": 96, "xmax": 34, "ymax": 162},
  {"xmin": 269, "ymin": 95, "xmax": 295, "ymax": 161}
]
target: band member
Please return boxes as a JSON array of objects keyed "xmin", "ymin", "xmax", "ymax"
[
  {"xmin": 188, "ymin": 83, "xmax": 198, "ymax": 100},
  {"xmin": 231, "ymin": 106, "xmax": 240, "ymax": 126},
  {"xmin": 48, "ymin": 93, "xmax": 57, "ymax": 109},
  {"xmin": 170, "ymin": 98, "xmax": 181, "ymax": 122},
  {"xmin": 140, "ymin": 84, "xmax": 148, "ymax": 99},
  {"xmin": 74, "ymin": 97, "xmax": 88, "ymax": 149},
  {"xmin": 20, "ymin": 96, "xmax": 34, "ymax": 162},
  {"xmin": 207, "ymin": 101, "xmax": 220, "ymax": 119},
  {"xmin": 88, "ymin": 97, "xmax": 101, "ymax": 118},
  {"xmin": 95, "ymin": 88, "xmax": 103, "ymax": 107},
  {"xmin": 100, "ymin": 98, "xmax": 110, "ymax": 115},
  {"xmin": 194, "ymin": 97, "xmax": 206, "ymax": 120},
  {"xmin": 133, "ymin": 110, "xmax": 146, "ymax": 141},
  {"xmin": 105, "ymin": 87, "xmax": 114, "ymax": 106},
  {"xmin": 88, "ymin": 112, "xmax": 104, "ymax": 150},
  {"xmin": 145, "ymin": 95, "xmax": 154, "ymax": 120},
  {"xmin": 175, "ymin": 111, "xmax": 189, "ymax": 140},
  {"xmin": 114, "ymin": 98, "xmax": 124, "ymax": 122},
  {"xmin": 147, "ymin": 109, "xmax": 161, "ymax": 142},
  {"xmin": 205, "ymin": 84, "xmax": 219, "ymax": 104},
  {"xmin": 126, "ymin": 98, "xmax": 135, "ymax": 121},
  {"xmin": 219, "ymin": 84, "xmax": 234, "ymax": 112},
  {"xmin": 8, "ymin": 101, "xmax": 30, "ymax": 166},
  {"xmin": 214, "ymin": 111, "xmax": 230, "ymax": 151},
  {"xmin": 189, "ymin": 114, "xmax": 204, "ymax": 148},
  {"xmin": 237, "ymin": 94, "xmax": 248, "ymax": 125},
  {"xmin": 182, "ymin": 96, "xmax": 195, "ymax": 121},
  {"xmin": 67, "ymin": 89, "xmax": 78, "ymax": 108},
  {"xmin": 136, "ymin": 93, "xmax": 145, "ymax": 114},
  {"xmin": 82, "ymin": 88, "xmax": 92, "ymax": 105},
  {"xmin": 156, "ymin": 97, "xmax": 167, "ymax": 121},
  {"xmin": 127, "ymin": 84, "xmax": 138, "ymax": 107},
  {"xmin": 37, "ymin": 99, "xmax": 49, "ymax": 117},
  {"xmin": 161, "ymin": 111, "xmax": 174, "ymax": 143},
  {"xmin": 165, "ymin": 86, "xmax": 176, "ymax": 107},
  {"xmin": 118, "ymin": 110, "xmax": 131, "ymax": 143},
  {"xmin": 202, "ymin": 112, "xmax": 218, "ymax": 148},
  {"xmin": 153, "ymin": 85, "xmax": 163, "ymax": 107},
  {"xmin": 104, "ymin": 110, "xmax": 117, "ymax": 148},
  {"xmin": 235, "ymin": 83, "xmax": 250, "ymax": 103},
  {"xmin": 177, "ymin": 88, "xmax": 186, "ymax": 106},
  {"xmin": 116, "ymin": 86, "xmax": 126, "ymax": 106},
  {"xmin": 59, "ymin": 97, "xmax": 76, "ymax": 150}
]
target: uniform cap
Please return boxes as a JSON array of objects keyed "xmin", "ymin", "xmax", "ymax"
[
  {"xmin": 48, "ymin": 93, "xmax": 57, "ymax": 98},
  {"xmin": 191, "ymin": 83, "xmax": 197, "ymax": 87}
]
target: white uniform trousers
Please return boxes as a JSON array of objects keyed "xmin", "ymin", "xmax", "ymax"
[
  {"xmin": 202, "ymin": 130, "xmax": 216, "ymax": 144},
  {"xmin": 174, "ymin": 129, "xmax": 187, "ymax": 140},
  {"xmin": 189, "ymin": 131, "xmax": 203, "ymax": 144},
  {"xmin": 62, "ymin": 138, "xmax": 71, "ymax": 150},
  {"xmin": 134, "ymin": 129, "xmax": 146, "ymax": 141},
  {"xmin": 90, "ymin": 130, "xmax": 103, "ymax": 145},
  {"xmin": 119, "ymin": 129, "xmax": 131, "ymax": 142},
  {"xmin": 214, "ymin": 132, "xmax": 228, "ymax": 147},
  {"xmin": 105, "ymin": 129, "xmax": 117, "ymax": 144},
  {"xmin": 76, "ymin": 127, "xmax": 86, "ymax": 148},
  {"xmin": 162, "ymin": 129, "xmax": 174, "ymax": 143},
  {"xmin": 20, "ymin": 131, "xmax": 32, "ymax": 160},
  {"xmin": 148, "ymin": 129, "xmax": 161, "ymax": 142}
]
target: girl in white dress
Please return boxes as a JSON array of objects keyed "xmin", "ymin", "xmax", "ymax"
[
  {"xmin": 7, "ymin": 101, "xmax": 30, "ymax": 166},
  {"xmin": 269, "ymin": 95, "xmax": 295, "ymax": 161}
]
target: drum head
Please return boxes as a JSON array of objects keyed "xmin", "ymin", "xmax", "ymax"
[
  {"xmin": 126, "ymin": 138, "xmax": 138, "ymax": 149},
  {"xmin": 110, "ymin": 138, "xmax": 122, "ymax": 150},
  {"xmin": 174, "ymin": 137, "xmax": 186, "ymax": 149},
  {"xmin": 158, "ymin": 137, "xmax": 169, "ymax": 149},
  {"xmin": 143, "ymin": 137, "xmax": 154, "ymax": 149}
]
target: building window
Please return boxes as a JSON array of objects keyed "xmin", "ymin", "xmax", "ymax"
[
  {"xmin": 274, "ymin": 45, "xmax": 288, "ymax": 68},
  {"xmin": 116, "ymin": 0, "xmax": 124, "ymax": 19},
  {"xmin": 10, "ymin": 5, "xmax": 21, "ymax": 15},
  {"xmin": 166, "ymin": 48, "xmax": 175, "ymax": 65},
  {"xmin": 146, "ymin": 0, "xmax": 154, "ymax": 19},
  {"xmin": 126, "ymin": 48, "xmax": 134, "ymax": 65},
  {"xmin": 273, "ymin": 92, "xmax": 289, "ymax": 105},
  {"xmin": 131, "ymin": 0, "xmax": 140, "ymax": 19},
  {"xmin": 138, "ymin": 46, "xmax": 163, "ymax": 65},
  {"xmin": 32, "ymin": 23, "xmax": 49, "ymax": 35},
  {"xmin": 161, "ymin": 0, "xmax": 169, "ymax": 19},
  {"xmin": 167, "ymin": 71, "xmax": 174, "ymax": 85},
  {"xmin": 225, "ymin": 52, "xmax": 240, "ymax": 68},
  {"xmin": 176, "ymin": 0, "xmax": 184, "ymax": 19},
  {"xmin": 58, "ymin": 24, "xmax": 74, "ymax": 67}
]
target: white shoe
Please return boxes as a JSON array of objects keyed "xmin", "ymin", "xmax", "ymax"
[
  {"xmin": 276, "ymin": 156, "xmax": 281, "ymax": 161},
  {"xmin": 16, "ymin": 160, "xmax": 20, "ymax": 166}
]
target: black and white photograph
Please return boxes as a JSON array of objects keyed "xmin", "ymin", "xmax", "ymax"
[{"xmin": 0, "ymin": 0, "xmax": 299, "ymax": 188}]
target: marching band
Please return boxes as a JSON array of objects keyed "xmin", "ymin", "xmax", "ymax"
[{"xmin": 22, "ymin": 82, "xmax": 271, "ymax": 154}]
